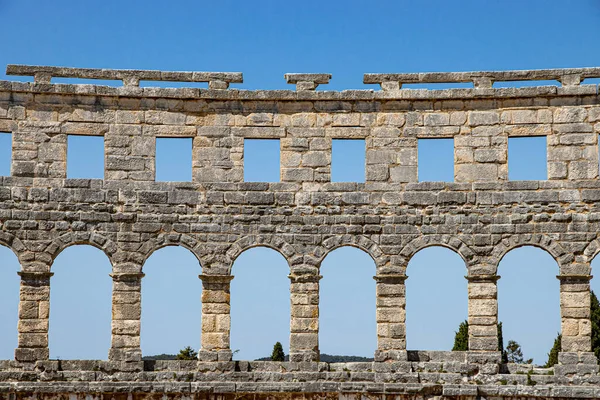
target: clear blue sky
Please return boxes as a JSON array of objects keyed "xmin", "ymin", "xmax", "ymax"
[{"xmin": 1, "ymin": 0, "xmax": 600, "ymax": 364}]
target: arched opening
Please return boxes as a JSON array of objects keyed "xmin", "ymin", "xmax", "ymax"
[
  {"xmin": 591, "ymin": 251, "xmax": 600, "ymax": 298},
  {"xmin": 498, "ymin": 246, "xmax": 559, "ymax": 365},
  {"xmin": 406, "ymin": 246, "xmax": 467, "ymax": 350},
  {"xmin": 231, "ymin": 247, "xmax": 290, "ymax": 360},
  {"xmin": 141, "ymin": 246, "xmax": 202, "ymax": 358},
  {"xmin": 320, "ymin": 246, "xmax": 376, "ymax": 358},
  {"xmin": 587, "ymin": 252, "xmax": 600, "ymax": 361},
  {"xmin": 0, "ymin": 246, "xmax": 20, "ymax": 359},
  {"xmin": 50, "ymin": 245, "xmax": 112, "ymax": 359}
]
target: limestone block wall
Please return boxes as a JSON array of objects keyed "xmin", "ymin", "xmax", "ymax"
[{"xmin": 0, "ymin": 65, "xmax": 600, "ymax": 372}]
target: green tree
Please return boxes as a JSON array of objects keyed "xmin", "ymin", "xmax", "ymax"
[
  {"xmin": 271, "ymin": 342, "xmax": 285, "ymax": 361},
  {"xmin": 452, "ymin": 320, "xmax": 469, "ymax": 351},
  {"xmin": 506, "ymin": 340, "xmax": 524, "ymax": 363},
  {"xmin": 498, "ymin": 322, "xmax": 508, "ymax": 363},
  {"xmin": 176, "ymin": 346, "xmax": 198, "ymax": 360},
  {"xmin": 592, "ymin": 291, "xmax": 600, "ymax": 362},
  {"xmin": 544, "ymin": 333, "xmax": 561, "ymax": 367}
]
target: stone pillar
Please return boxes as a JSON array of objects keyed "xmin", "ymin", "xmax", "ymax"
[
  {"xmin": 109, "ymin": 272, "xmax": 144, "ymax": 362},
  {"xmin": 467, "ymin": 275, "xmax": 500, "ymax": 351},
  {"xmin": 199, "ymin": 274, "xmax": 233, "ymax": 361},
  {"xmin": 289, "ymin": 272, "xmax": 321, "ymax": 362},
  {"xmin": 15, "ymin": 271, "xmax": 53, "ymax": 362},
  {"xmin": 374, "ymin": 274, "xmax": 407, "ymax": 361},
  {"xmin": 558, "ymin": 274, "xmax": 596, "ymax": 364}
]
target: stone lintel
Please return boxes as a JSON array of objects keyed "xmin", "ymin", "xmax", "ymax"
[
  {"xmin": 364, "ymin": 67, "xmax": 600, "ymax": 90},
  {"xmin": 285, "ymin": 73, "xmax": 332, "ymax": 91},
  {"xmin": 6, "ymin": 64, "xmax": 243, "ymax": 88}
]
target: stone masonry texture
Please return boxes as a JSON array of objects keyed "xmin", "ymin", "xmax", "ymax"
[{"xmin": 1, "ymin": 64, "xmax": 600, "ymax": 399}]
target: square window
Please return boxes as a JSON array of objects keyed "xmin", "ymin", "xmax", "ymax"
[
  {"xmin": 418, "ymin": 138, "xmax": 454, "ymax": 182},
  {"xmin": 155, "ymin": 138, "xmax": 192, "ymax": 182},
  {"xmin": 67, "ymin": 135, "xmax": 104, "ymax": 179},
  {"xmin": 508, "ymin": 136, "xmax": 547, "ymax": 180},
  {"xmin": 244, "ymin": 139, "xmax": 280, "ymax": 182},
  {"xmin": 0, "ymin": 132, "xmax": 11, "ymax": 176},
  {"xmin": 331, "ymin": 139, "xmax": 365, "ymax": 182}
]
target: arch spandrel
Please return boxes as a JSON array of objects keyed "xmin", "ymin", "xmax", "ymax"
[
  {"xmin": 583, "ymin": 237, "xmax": 600, "ymax": 269},
  {"xmin": 0, "ymin": 231, "xmax": 27, "ymax": 268}
]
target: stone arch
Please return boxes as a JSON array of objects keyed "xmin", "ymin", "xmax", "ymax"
[
  {"xmin": 225, "ymin": 235, "xmax": 295, "ymax": 274},
  {"xmin": 139, "ymin": 233, "xmax": 204, "ymax": 271},
  {"xmin": 318, "ymin": 235, "xmax": 387, "ymax": 271},
  {"xmin": 44, "ymin": 232, "xmax": 117, "ymax": 271},
  {"xmin": 0, "ymin": 231, "xmax": 27, "ymax": 266},
  {"xmin": 400, "ymin": 235, "xmax": 475, "ymax": 274},
  {"xmin": 490, "ymin": 234, "xmax": 570, "ymax": 274},
  {"xmin": 583, "ymin": 238, "xmax": 600, "ymax": 268}
]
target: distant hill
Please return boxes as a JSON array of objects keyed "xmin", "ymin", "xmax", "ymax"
[
  {"xmin": 142, "ymin": 354, "xmax": 177, "ymax": 360},
  {"xmin": 144, "ymin": 353, "xmax": 373, "ymax": 362}
]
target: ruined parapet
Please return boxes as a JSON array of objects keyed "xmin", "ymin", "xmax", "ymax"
[
  {"xmin": 6, "ymin": 64, "xmax": 244, "ymax": 89},
  {"xmin": 364, "ymin": 67, "xmax": 600, "ymax": 90}
]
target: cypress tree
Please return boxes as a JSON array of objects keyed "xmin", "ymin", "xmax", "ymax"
[
  {"xmin": 271, "ymin": 342, "xmax": 285, "ymax": 361},
  {"xmin": 452, "ymin": 320, "xmax": 469, "ymax": 351},
  {"xmin": 591, "ymin": 291, "xmax": 600, "ymax": 362},
  {"xmin": 544, "ymin": 333, "xmax": 561, "ymax": 367},
  {"xmin": 498, "ymin": 322, "xmax": 508, "ymax": 363}
]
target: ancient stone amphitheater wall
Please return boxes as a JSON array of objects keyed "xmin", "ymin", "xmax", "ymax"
[{"xmin": 1, "ymin": 65, "xmax": 600, "ymax": 399}]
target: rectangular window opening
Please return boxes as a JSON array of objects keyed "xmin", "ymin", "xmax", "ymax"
[
  {"xmin": 508, "ymin": 136, "xmax": 547, "ymax": 181},
  {"xmin": 156, "ymin": 137, "xmax": 193, "ymax": 182},
  {"xmin": 493, "ymin": 80, "xmax": 560, "ymax": 89},
  {"xmin": 244, "ymin": 139, "xmax": 280, "ymax": 182},
  {"xmin": 140, "ymin": 81, "xmax": 209, "ymax": 89},
  {"xmin": 402, "ymin": 82, "xmax": 473, "ymax": 90},
  {"xmin": 67, "ymin": 135, "xmax": 104, "ymax": 179},
  {"xmin": 418, "ymin": 138, "xmax": 454, "ymax": 182},
  {"xmin": 0, "ymin": 132, "xmax": 11, "ymax": 176},
  {"xmin": 331, "ymin": 139, "xmax": 365, "ymax": 183},
  {"xmin": 583, "ymin": 78, "xmax": 600, "ymax": 85},
  {"xmin": 52, "ymin": 77, "xmax": 122, "ymax": 87}
]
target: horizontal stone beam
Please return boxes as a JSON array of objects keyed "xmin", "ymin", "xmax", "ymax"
[
  {"xmin": 6, "ymin": 64, "xmax": 243, "ymax": 89},
  {"xmin": 364, "ymin": 67, "xmax": 600, "ymax": 90},
  {"xmin": 285, "ymin": 73, "xmax": 332, "ymax": 91}
]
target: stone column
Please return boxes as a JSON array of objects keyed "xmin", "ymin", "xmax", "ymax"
[
  {"xmin": 289, "ymin": 272, "xmax": 321, "ymax": 362},
  {"xmin": 558, "ymin": 274, "xmax": 596, "ymax": 364},
  {"xmin": 109, "ymin": 272, "xmax": 144, "ymax": 362},
  {"xmin": 15, "ymin": 271, "xmax": 53, "ymax": 362},
  {"xmin": 199, "ymin": 274, "xmax": 233, "ymax": 361},
  {"xmin": 374, "ymin": 274, "xmax": 407, "ymax": 361},
  {"xmin": 467, "ymin": 275, "xmax": 500, "ymax": 352}
]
